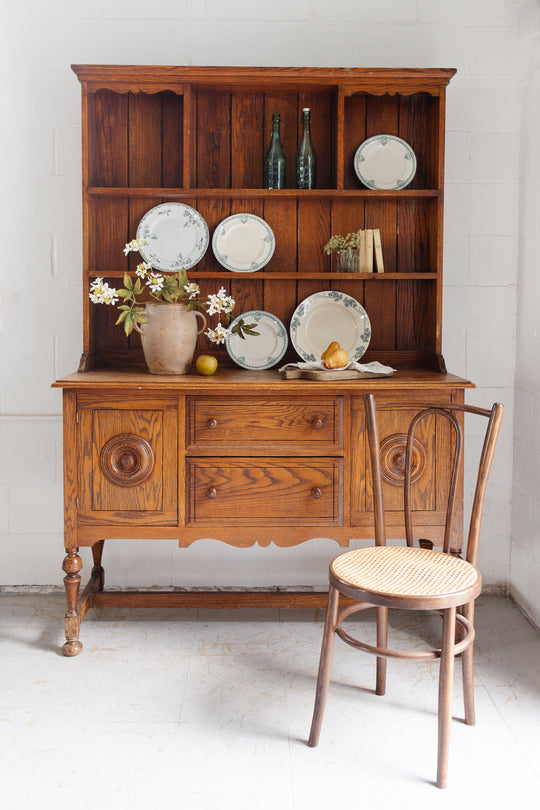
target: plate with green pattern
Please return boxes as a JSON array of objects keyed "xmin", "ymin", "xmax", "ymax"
[
  {"xmin": 136, "ymin": 202, "xmax": 209, "ymax": 272},
  {"xmin": 354, "ymin": 134, "xmax": 416, "ymax": 190},
  {"xmin": 290, "ymin": 291, "xmax": 371, "ymax": 362},
  {"xmin": 212, "ymin": 213, "xmax": 275, "ymax": 273},
  {"xmin": 226, "ymin": 310, "xmax": 288, "ymax": 369}
]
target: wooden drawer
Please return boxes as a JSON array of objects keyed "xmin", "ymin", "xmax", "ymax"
[
  {"xmin": 186, "ymin": 458, "xmax": 343, "ymax": 526},
  {"xmin": 187, "ymin": 396, "xmax": 343, "ymax": 453}
]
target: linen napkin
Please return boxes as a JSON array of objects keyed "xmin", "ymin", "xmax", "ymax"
[{"xmin": 278, "ymin": 360, "xmax": 395, "ymax": 375}]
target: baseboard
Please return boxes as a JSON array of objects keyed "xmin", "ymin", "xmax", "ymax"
[{"xmin": 509, "ymin": 593, "xmax": 540, "ymax": 632}]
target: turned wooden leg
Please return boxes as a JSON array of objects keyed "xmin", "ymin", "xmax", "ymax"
[
  {"xmin": 308, "ymin": 584, "xmax": 339, "ymax": 747},
  {"xmin": 62, "ymin": 548, "xmax": 83, "ymax": 657},
  {"xmin": 376, "ymin": 606, "xmax": 388, "ymax": 696},
  {"xmin": 437, "ymin": 606, "xmax": 456, "ymax": 789},
  {"xmin": 91, "ymin": 540, "xmax": 105, "ymax": 592},
  {"xmin": 461, "ymin": 601, "xmax": 476, "ymax": 725}
]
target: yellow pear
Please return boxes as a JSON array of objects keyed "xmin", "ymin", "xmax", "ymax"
[
  {"xmin": 323, "ymin": 348, "xmax": 349, "ymax": 369},
  {"xmin": 321, "ymin": 341, "xmax": 341, "ymax": 361}
]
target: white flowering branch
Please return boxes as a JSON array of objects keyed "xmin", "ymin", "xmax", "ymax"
[{"xmin": 88, "ymin": 238, "xmax": 243, "ymax": 343}]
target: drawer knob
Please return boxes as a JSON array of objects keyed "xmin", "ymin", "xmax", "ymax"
[
  {"xmin": 311, "ymin": 416, "xmax": 325, "ymax": 430},
  {"xmin": 311, "ymin": 487, "xmax": 323, "ymax": 499},
  {"xmin": 206, "ymin": 418, "xmax": 218, "ymax": 429},
  {"xmin": 206, "ymin": 487, "xmax": 217, "ymax": 499}
]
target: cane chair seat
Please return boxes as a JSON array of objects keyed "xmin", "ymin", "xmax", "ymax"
[{"xmin": 331, "ymin": 546, "xmax": 481, "ymax": 608}]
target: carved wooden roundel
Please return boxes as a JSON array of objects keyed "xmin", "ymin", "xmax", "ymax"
[
  {"xmin": 100, "ymin": 433, "xmax": 154, "ymax": 487},
  {"xmin": 379, "ymin": 433, "xmax": 426, "ymax": 486}
]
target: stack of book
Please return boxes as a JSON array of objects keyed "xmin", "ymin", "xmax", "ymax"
[{"xmin": 357, "ymin": 228, "xmax": 384, "ymax": 273}]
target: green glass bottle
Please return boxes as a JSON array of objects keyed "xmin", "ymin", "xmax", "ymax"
[
  {"xmin": 264, "ymin": 113, "xmax": 286, "ymax": 189},
  {"xmin": 296, "ymin": 107, "xmax": 317, "ymax": 189}
]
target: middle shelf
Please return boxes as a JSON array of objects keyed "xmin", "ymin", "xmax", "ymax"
[
  {"xmin": 88, "ymin": 270, "xmax": 439, "ymax": 280},
  {"xmin": 86, "ymin": 187, "xmax": 441, "ymax": 200}
]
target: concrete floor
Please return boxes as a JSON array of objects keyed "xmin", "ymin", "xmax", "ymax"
[{"xmin": 0, "ymin": 592, "xmax": 539, "ymax": 809}]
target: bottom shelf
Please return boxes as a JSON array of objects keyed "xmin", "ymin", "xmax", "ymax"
[{"xmin": 87, "ymin": 589, "xmax": 347, "ymax": 610}]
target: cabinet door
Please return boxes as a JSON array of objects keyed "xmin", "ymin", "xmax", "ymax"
[
  {"xmin": 78, "ymin": 399, "xmax": 178, "ymax": 525},
  {"xmin": 350, "ymin": 392, "xmax": 462, "ymax": 546}
]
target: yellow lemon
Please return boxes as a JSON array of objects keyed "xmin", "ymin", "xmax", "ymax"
[{"xmin": 196, "ymin": 354, "xmax": 218, "ymax": 376}]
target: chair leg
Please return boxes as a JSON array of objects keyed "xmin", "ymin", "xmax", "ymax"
[
  {"xmin": 461, "ymin": 601, "xmax": 476, "ymax": 725},
  {"xmin": 437, "ymin": 605, "xmax": 456, "ymax": 789},
  {"xmin": 376, "ymin": 606, "xmax": 388, "ymax": 696},
  {"xmin": 308, "ymin": 584, "xmax": 340, "ymax": 747}
]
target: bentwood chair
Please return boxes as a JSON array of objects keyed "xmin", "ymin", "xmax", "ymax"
[{"xmin": 308, "ymin": 394, "xmax": 503, "ymax": 788}]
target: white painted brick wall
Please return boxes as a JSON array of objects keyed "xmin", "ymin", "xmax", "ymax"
[
  {"xmin": 416, "ymin": 1, "xmax": 509, "ymax": 25},
  {"xmin": 468, "ymin": 235, "xmax": 517, "ymax": 285},
  {"xmin": 311, "ymin": 1, "xmax": 417, "ymax": 23},
  {"xmin": 511, "ymin": 19, "xmax": 540, "ymax": 626},
  {"xmin": 446, "ymin": 80, "xmax": 522, "ymax": 131},
  {"xmin": 0, "ymin": 1, "xmax": 537, "ymax": 607}
]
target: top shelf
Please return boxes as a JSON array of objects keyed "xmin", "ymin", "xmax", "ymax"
[{"xmin": 84, "ymin": 68, "xmax": 450, "ymax": 191}]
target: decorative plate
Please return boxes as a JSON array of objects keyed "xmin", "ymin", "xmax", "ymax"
[
  {"xmin": 290, "ymin": 291, "xmax": 371, "ymax": 362},
  {"xmin": 136, "ymin": 202, "xmax": 209, "ymax": 272},
  {"xmin": 212, "ymin": 213, "xmax": 275, "ymax": 273},
  {"xmin": 353, "ymin": 134, "xmax": 417, "ymax": 190},
  {"xmin": 226, "ymin": 310, "xmax": 288, "ymax": 370}
]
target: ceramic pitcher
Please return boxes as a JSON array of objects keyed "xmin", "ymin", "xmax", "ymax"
[{"xmin": 135, "ymin": 303, "xmax": 206, "ymax": 375}]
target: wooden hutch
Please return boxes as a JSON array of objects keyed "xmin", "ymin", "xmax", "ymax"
[{"xmin": 53, "ymin": 65, "xmax": 472, "ymax": 655}]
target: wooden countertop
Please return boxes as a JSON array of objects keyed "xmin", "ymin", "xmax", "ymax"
[{"xmin": 53, "ymin": 366, "xmax": 474, "ymax": 393}]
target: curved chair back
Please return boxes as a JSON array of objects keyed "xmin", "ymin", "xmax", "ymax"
[{"xmin": 364, "ymin": 394, "xmax": 504, "ymax": 565}]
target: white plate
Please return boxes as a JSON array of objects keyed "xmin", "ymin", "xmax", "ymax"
[
  {"xmin": 212, "ymin": 213, "xmax": 275, "ymax": 273},
  {"xmin": 290, "ymin": 291, "xmax": 371, "ymax": 362},
  {"xmin": 226, "ymin": 310, "xmax": 288, "ymax": 370},
  {"xmin": 136, "ymin": 203, "xmax": 209, "ymax": 272},
  {"xmin": 354, "ymin": 134, "xmax": 416, "ymax": 190}
]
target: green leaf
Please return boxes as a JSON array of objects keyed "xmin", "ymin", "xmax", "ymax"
[
  {"xmin": 177, "ymin": 268, "xmax": 188, "ymax": 287},
  {"xmin": 115, "ymin": 310, "xmax": 128, "ymax": 324},
  {"xmin": 231, "ymin": 319, "xmax": 260, "ymax": 339}
]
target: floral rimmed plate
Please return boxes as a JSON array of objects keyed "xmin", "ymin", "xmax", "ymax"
[
  {"xmin": 354, "ymin": 134, "xmax": 416, "ymax": 190},
  {"xmin": 226, "ymin": 310, "xmax": 288, "ymax": 370},
  {"xmin": 212, "ymin": 213, "xmax": 275, "ymax": 273},
  {"xmin": 136, "ymin": 203, "xmax": 209, "ymax": 272},
  {"xmin": 290, "ymin": 291, "xmax": 371, "ymax": 363}
]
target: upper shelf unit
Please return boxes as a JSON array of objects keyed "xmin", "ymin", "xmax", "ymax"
[
  {"xmin": 74, "ymin": 65, "xmax": 454, "ymax": 195},
  {"xmin": 72, "ymin": 66, "xmax": 455, "ymax": 372}
]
